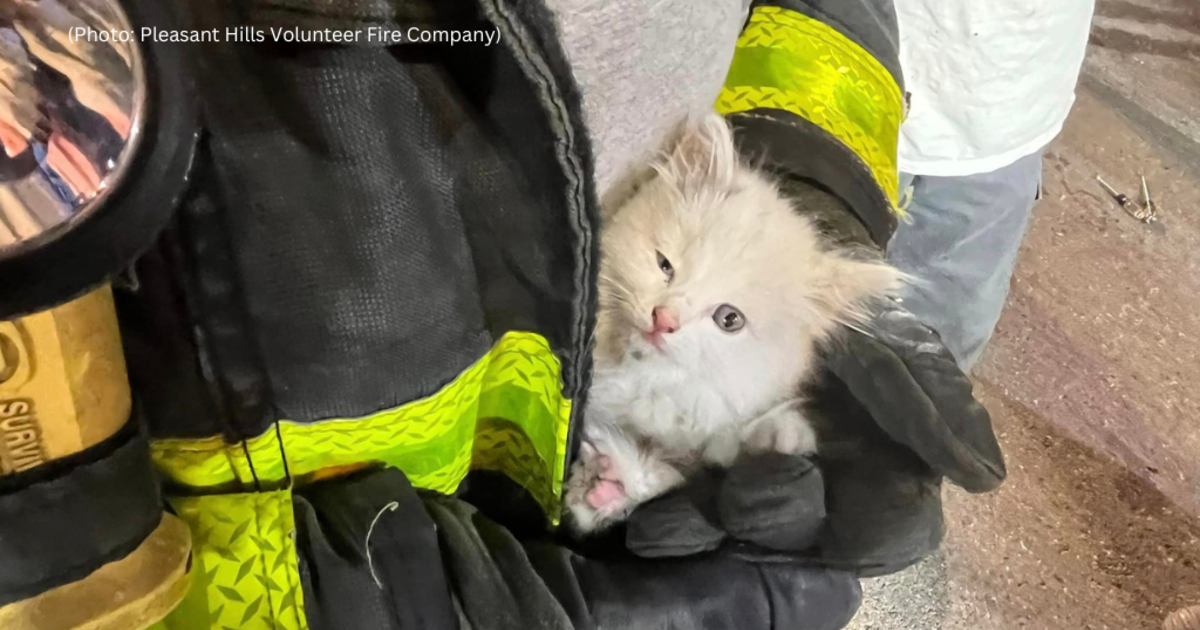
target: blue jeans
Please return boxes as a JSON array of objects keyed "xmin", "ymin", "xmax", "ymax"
[{"xmin": 886, "ymin": 150, "xmax": 1044, "ymax": 371}]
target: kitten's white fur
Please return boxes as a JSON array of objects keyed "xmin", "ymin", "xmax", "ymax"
[{"xmin": 566, "ymin": 114, "xmax": 904, "ymax": 533}]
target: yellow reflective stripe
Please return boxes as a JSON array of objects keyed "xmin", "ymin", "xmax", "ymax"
[
  {"xmin": 162, "ymin": 491, "xmax": 307, "ymax": 630},
  {"xmin": 152, "ymin": 331, "xmax": 572, "ymax": 522},
  {"xmin": 716, "ymin": 6, "xmax": 903, "ymax": 209}
]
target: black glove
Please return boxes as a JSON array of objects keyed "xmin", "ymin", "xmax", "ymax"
[
  {"xmin": 621, "ymin": 298, "xmax": 1006, "ymax": 577},
  {"xmin": 822, "ymin": 301, "xmax": 1005, "ymax": 494},
  {"xmin": 621, "ymin": 453, "xmax": 828, "ymax": 558},
  {"xmin": 810, "ymin": 299, "xmax": 1005, "ymax": 574},
  {"xmin": 293, "ymin": 465, "xmax": 861, "ymax": 630}
]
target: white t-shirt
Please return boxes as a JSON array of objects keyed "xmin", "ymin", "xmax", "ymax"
[{"xmin": 896, "ymin": 1, "xmax": 1096, "ymax": 176}]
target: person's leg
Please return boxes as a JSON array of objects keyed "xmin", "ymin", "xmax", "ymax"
[{"xmin": 887, "ymin": 150, "xmax": 1044, "ymax": 371}]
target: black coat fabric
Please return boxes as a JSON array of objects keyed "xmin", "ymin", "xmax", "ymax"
[{"xmin": 119, "ymin": 0, "xmax": 600, "ymax": 444}]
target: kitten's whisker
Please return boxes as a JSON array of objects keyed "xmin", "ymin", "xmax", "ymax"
[
  {"xmin": 597, "ymin": 278, "xmax": 633, "ymax": 297},
  {"xmin": 841, "ymin": 322, "xmax": 877, "ymax": 339},
  {"xmin": 598, "ymin": 274, "xmax": 639, "ymax": 304}
]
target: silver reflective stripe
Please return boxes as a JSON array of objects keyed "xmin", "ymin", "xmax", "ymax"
[{"xmin": 0, "ymin": 0, "xmax": 146, "ymax": 255}]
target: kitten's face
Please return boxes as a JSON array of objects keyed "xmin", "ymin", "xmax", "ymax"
[{"xmin": 595, "ymin": 115, "xmax": 900, "ymax": 406}]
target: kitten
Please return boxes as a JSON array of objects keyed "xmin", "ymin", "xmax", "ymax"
[{"xmin": 565, "ymin": 113, "xmax": 905, "ymax": 534}]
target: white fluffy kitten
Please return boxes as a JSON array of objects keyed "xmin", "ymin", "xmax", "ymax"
[{"xmin": 564, "ymin": 113, "xmax": 905, "ymax": 533}]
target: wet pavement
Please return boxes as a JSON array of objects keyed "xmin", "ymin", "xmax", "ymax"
[{"xmin": 850, "ymin": 2, "xmax": 1200, "ymax": 628}]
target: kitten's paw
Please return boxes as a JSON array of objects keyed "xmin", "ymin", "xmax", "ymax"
[
  {"xmin": 586, "ymin": 477, "xmax": 627, "ymax": 510},
  {"xmin": 565, "ymin": 443, "xmax": 632, "ymax": 534},
  {"xmin": 744, "ymin": 405, "xmax": 817, "ymax": 456},
  {"xmin": 701, "ymin": 432, "xmax": 742, "ymax": 467},
  {"xmin": 582, "ymin": 454, "xmax": 628, "ymax": 511}
]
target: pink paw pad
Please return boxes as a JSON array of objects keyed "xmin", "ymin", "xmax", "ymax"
[{"xmin": 585, "ymin": 479, "xmax": 626, "ymax": 510}]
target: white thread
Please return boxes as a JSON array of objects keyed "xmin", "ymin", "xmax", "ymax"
[{"xmin": 366, "ymin": 501, "xmax": 399, "ymax": 588}]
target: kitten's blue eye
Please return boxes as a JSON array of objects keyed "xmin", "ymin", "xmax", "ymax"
[
  {"xmin": 713, "ymin": 304, "xmax": 745, "ymax": 333},
  {"xmin": 656, "ymin": 250, "xmax": 674, "ymax": 282}
]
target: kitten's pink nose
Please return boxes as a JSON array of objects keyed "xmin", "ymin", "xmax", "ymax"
[{"xmin": 651, "ymin": 307, "xmax": 678, "ymax": 334}]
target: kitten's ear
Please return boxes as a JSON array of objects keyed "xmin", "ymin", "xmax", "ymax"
[
  {"xmin": 659, "ymin": 112, "xmax": 739, "ymax": 196},
  {"xmin": 809, "ymin": 254, "xmax": 909, "ymax": 326}
]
